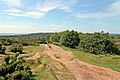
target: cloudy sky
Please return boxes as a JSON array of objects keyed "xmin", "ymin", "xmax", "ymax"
[{"xmin": 0, "ymin": 0, "xmax": 120, "ymax": 33}]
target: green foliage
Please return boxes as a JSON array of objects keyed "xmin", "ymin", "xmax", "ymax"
[
  {"xmin": 0, "ymin": 53, "xmax": 32, "ymax": 80},
  {"xmin": 38, "ymin": 38, "xmax": 47, "ymax": 44},
  {"xmin": 0, "ymin": 38, "xmax": 13, "ymax": 46},
  {"xmin": 0, "ymin": 43, "xmax": 6, "ymax": 54},
  {"xmin": 77, "ymin": 32, "xmax": 120, "ymax": 55},
  {"xmin": 0, "ymin": 37, "xmax": 47, "ymax": 46},
  {"xmin": 45, "ymin": 34, "xmax": 51, "ymax": 43},
  {"xmin": 50, "ymin": 33, "xmax": 60, "ymax": 43},
  {"xmin": 60, "ymin": 30, "xmax": 80, "ymax": 48},
  {"xmin": 52, "ymin": 42, "xmax": 60, "ymax": 46},
  {"xmin": 10, "ymin": 43, "xmax": 23, "ymax": 53}
]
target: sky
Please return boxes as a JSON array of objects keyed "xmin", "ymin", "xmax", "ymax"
[{"xmin": 0, "ymin": 0, "xmax": 120, "ymax": 33}]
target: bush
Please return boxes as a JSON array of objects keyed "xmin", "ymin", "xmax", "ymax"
[
  {"xmin": 0, "ymin": 43, "xmax": 6, "ymax": 54},
  {"xmin": 60, "ymin": 30, "xmax": 80, "ymax": 48},
  {"xmin": 77, "ymin": 32, "xmax": 120, "ymax": 55},
  {"xmin": 50, "ymin": 33, "xmax": 60, "ymax": 43},
  {"xmin": 52, "ymin": 42, "xmax": 60, "ymax": 46},
  {"xmin": 0, "ymin": 53, "xmax": 33, "ymax": 80},
  {"xmin": 39, "ymin": 38, "xmax": 47, "ymax": 44},
  {"xmin": 10, "ymin": 44, "xmax": 23, "ymax": 53}
]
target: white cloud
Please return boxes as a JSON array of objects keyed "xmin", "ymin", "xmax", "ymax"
[
  {"xmin": 73, "ymin": 0, "xmax": 120, "ymax": 19},
  {"xmin": 110, "ymin": 0, "xmax": 120, "ymax": 11},
  {"xmin": 1, "ymin": 0, "xmax": 21, "ymax": 7},
  {"xmin": 0, "ymin": 24, "xmax": 39, "ymax": 33},
  {"xmin": 0, "ymin": 24, "xmax": 78, "ymax": 33},
  {"xmin": 2, "ymin": 0, "xmax": 79, "ymax": 19}
]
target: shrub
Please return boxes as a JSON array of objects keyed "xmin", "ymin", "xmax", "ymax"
[
  {"xmin": 0, "ymin": 53, "xmax": 33, "ymax": 80},
  {"xmin": 50, "ymin": 33, "xmax": 60, "ymax": 43},
  {"xmin": 0, "ymin": 43, "xmax": 6, "ymax": 54},
  {"xmin": 60, "ymin": 30, "xmax": 80, "ymax": 48},
  {"xmin": 39, "ymin": 38, "xmax": 47, "ymax": 44},
  {"xmin": 52, "ymin": 42, "xmax": 60, "ymax": 46},
  {"xmin": 10, "ymin": 43, "xmax": 23, "ymax": 53},
  {"xmin": 77, "ymin": 32, "xmax": 120, "ymax": 55}
]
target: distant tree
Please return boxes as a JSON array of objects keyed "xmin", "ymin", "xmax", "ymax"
[{"xmin": 60, "ymin": 30, "xmax": 80, "ymax": 48}]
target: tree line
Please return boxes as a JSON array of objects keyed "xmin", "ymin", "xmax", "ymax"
[
  {"xmin": 47, "ymin": 30, "xmax": 120, "ymax": 55},
  {"xmin": 0, "ymin": 30, "xmax": 120, "ymax": 55}
]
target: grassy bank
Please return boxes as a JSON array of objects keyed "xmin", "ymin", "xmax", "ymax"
[{"xmin": 63, "ymin": 46, "xmax": 120, "ymax": 72}]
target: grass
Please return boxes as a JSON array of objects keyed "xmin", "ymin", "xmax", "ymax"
[{"xmin": 62, "ymin": 46, "xmax": 120, "ymax": 72}]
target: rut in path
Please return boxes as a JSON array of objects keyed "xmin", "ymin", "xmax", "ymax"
[{"xmin": 42, "ymin": 44, "xmax": 120, "ymax": 80}]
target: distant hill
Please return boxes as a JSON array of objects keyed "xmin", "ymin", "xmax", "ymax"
[
  {"xmin": 110, "ymin": 34, "xmax": 120, "ymax": 36},
  {"xmin": 0, "ymin": 33, "xmax": 52, "ymax": 38},
  {"xmin": 0, "ymin": 33, "xmax": 20, "ymax": 36}
]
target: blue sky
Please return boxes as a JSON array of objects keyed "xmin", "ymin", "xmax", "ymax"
[{"xmin": 0, "ymin": 0, "xmax": 120, "ymax": 33}]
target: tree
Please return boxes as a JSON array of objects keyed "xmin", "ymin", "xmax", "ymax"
[{"xmin": 60, "ymin": 30, "xmax": 80, "ymax": 48}]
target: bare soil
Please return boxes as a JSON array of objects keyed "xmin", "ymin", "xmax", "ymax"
[
  {"xmin": 25, "ymin": 52, "xmax": 40, "ymax": 60},
  {"xmin": 42, "ymin": 44, "xmax": 120, "ymax": 80}
]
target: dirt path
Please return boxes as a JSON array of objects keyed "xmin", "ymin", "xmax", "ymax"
[{"xmin": 42, "ymin": 44, "xmax": 120, "ymax": 80}]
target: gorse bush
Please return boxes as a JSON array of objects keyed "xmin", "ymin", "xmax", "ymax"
[
  {"xmin": 60, "ymin": 30, "xmax": 80, "ymax": 48},
  {"xmin": 0, "ymin": 43, "xmax": 6, "ymax": 54},
  {"xmin": 0, "ymin": 38, "xmax": 13, "ymax": 46},
  {"xmin": 0, "ymin": 53, "xmax": 32, "ymax": 80},
  {"xmin": 50, "ymin": 33, "xmax": 60, "ymax": 43},
  {"xmin": 10, "ymin": 43, "xmax": 23, "ymax": 53},
  {"xmin": 77, "ymin": 32, "xmax": 120, "ymax": 55}
]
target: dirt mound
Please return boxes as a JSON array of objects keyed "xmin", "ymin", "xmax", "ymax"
[{"xmin": 42, "ymin": 44, "xmax": 120, "ymax": 80}]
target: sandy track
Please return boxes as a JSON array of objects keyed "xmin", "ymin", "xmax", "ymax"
[{"xmin": 42, "ymin": 44, "xmax": 120, "ymax": 80}]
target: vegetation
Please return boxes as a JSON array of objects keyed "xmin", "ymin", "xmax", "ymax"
[
  {"xmin": 60, "ymin": 30, "xmax": 80, "ymax": 48},
  {"xmin": 50, "ymin": 33, "xmax": 60, "ymax": 43},
  {"xmin": 49, "ymin": 30, "xmax": 119, "ymax": 55},
  {"xmin": 0, "ymin": 30, "xmax": 119, "ymax": 55},
  {"xmin": 0, "ymin": 30, "xmax": 120, "ymax": 79},
  {"xmin": 0, "ymin": 53, "xmax": 32, "ymax": 80},
  {"xmin": 10, "ymin": 43, "xmax": 23, "ymax": 53},
  {"xmin": 0, "ymin": 38, "xmax": 13, "ymax": 46},
  {"xmin": 77, "ymin": 32, "xmax": 120, "ymax": 55},
  {"xmin": 0, "ymin": 43, "xmax": 6, "ymax": 54}
]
